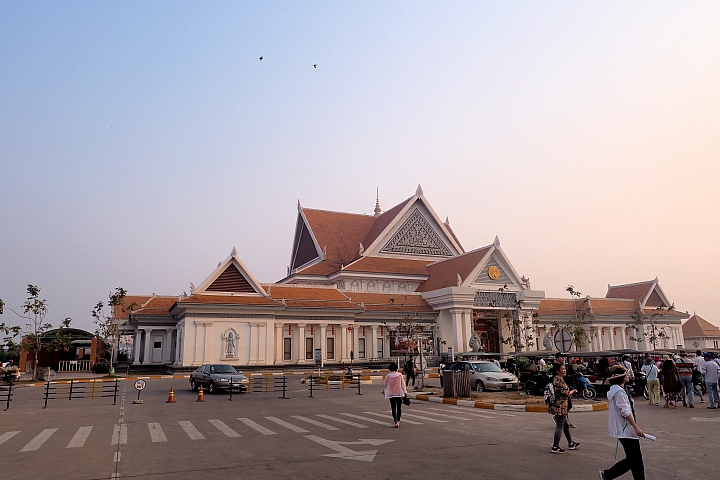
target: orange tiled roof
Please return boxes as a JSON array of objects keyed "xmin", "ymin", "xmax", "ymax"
[
  {"xmin": 302, "ymin": 209, "xmax": 375, "ymax": 263},
  {"xmin": 267, "ymin": 285, "xmax": 359, "ymax": 309},
  {"xmin": 537, "ymin": 298, "xmax": 596, "ymax": 316},
  {"xmin": 361, "ymin": 197, "xmax": 414, "ymax": 249},
  {"xmin": 682, "ymin": 314, "xmax": 720, "ymax": 337},
  {"xmin": 132, "ymin": 296, "xmax": 179, "ymax": 316},
  {"xmin": 342, "ymin": 257, "xmax": 431, "ymax": 276},
  {"xmin": 586, "ymin": 298, "xmax": 638, "ymax": 315},
  {"xmin": 416, "ymin": 246, "xmax": 492, "ymax": 292},
  {"xmin": 342, "ymin": 292, "xmax": 434, "ymax": 312},
  {"xmin": 295, "ymin": 259, "xmax": 346, "ymax": 276},
  {"xmin": 112, "ymin": 295, "xmax": 152, "ymax": 319},
  {"xmin": 178, "ymin": 294, "xmax": 279, "ymax": 306},
  {"xmin": 606, "ymin": 281, "xmax": 655, "ymax": 304}
]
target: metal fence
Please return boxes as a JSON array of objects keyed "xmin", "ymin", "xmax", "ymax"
[
  {"xmin": 43, "ymin": 379, "xmax": 120, "ymax": 408},
  {"xmin": 0, "ymin": 382, "xmax": 13, "ymax": 411},
  {"xmin": 227, "ymin": 375, "xmax": 288, "ymax": 400},
  {"xmin": 58, "ymin": 360, "xmax": 91, "ymax": 372},
  {"xmin": 307, "ymin": 374, "xmax": 363, "ymax": 398}
]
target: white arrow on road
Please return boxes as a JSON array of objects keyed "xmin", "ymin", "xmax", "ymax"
[{"xmin": 304, "ymin": 435, "xmax": 394, "ymax": 462}]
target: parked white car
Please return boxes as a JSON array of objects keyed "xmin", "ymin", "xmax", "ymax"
[{"xmin": 442, "ymin": 360, "xmax": 519, "ymax": 391}]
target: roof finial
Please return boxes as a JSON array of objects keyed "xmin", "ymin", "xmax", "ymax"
[
  {"xmin": 493, "ymin": 235, "xmax": 500, "ymax": 247},
  {"xmin": 444, "ymin": 216, "xmax": 450, "ymax": 226},
  {"xmin": 374, "ymin": 187, "xmax": 382, "ymax": 218},
  {"xmin": 456, "ymin": 273, "xmax": 462, "ymax": 287},
  {"xmin": 416, "ymin": 184, "xmax": 424, "ymax": 196},
  {"xmin": 231, "ymin": 246, "xmax": 237, "ymax": 257}
]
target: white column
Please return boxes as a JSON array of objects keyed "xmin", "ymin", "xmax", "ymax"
[
  {"xmin": 249, "ymin": 323, "xmax": 259, "ymax": 365},
  {"xmin": 275, "ymin": 323, "xmax": 284, "ymax": 365},
  {"xmin": 132, "ymin": 329, "xmax": 143, "ymax": 365},
  {"xmin": 143, "ymin": 328, "xmax": 153, "ymax": 364},
  {"xmin": 319, "ymin": 324, "xmax": 327, "ymax": 363},
  {"xmin": 297, "ymin": 324, "xmax": 306, "ymax": 364},
  {"xmin": 202, "ymin": 323, "xmax": 213, "ymax": 363},
  {"xmin": 463, "ymin": 309, "xmax": 473, "ymax": 352},
  {"xmin": 371, "ymin": 326, "xmax": 378, "ymax": 360},
  {"xmin": 609, "ymin": 327, "xmax": 616, "ymax": 350},
  {"xmin": 163, "ymin": 329, "xmax": 174, "ymax": 364},
  {"xmin": 449, "ymin": 309, "xmax": 463, "ymax": 354},
  {"xmin": 340, "ymin": 324, "xmax": 349, "ymax": 362}
]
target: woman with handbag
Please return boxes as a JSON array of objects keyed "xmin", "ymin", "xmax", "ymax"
[{"xmin": 384, "ymin": 362, "xmax": 408, "ymax": 427}]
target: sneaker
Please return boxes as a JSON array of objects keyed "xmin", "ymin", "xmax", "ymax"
[
  {"xmin": 568, "ymin": 442, "xmax": 581, "ymax": 450},
  {"xmin": 598, "ymin": 470, "xmax": 608, "ymax": 480},
  {"xmin": 689, "ymin": 404, "xmax": 694, "ymax": 408},
  {"xmin": 551, "ymin": 446, "xmax": 565, "ymax": 454}
]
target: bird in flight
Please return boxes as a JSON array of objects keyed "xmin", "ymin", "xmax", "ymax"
[
  {"xmin": 259, "ymin": 56, "xmax": 263, "ymax": 61},
  {"xmin": 313, "ymin": 64, "xmax": 317, "ymax": 68}
]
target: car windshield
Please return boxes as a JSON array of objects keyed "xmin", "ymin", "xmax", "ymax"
[
  {"xmin": 210, "ymin": 365, "xmax": 238, "ymax": 374},
  {"xmin": 473, "ymin": 363, "xmax": 503, "ymax": 373}
]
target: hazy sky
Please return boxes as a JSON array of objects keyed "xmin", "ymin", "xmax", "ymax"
[{"xmin": 1, "ymin": 2, "xmax": 719, "ymax": 333}]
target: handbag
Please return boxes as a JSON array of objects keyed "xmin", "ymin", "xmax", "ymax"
[{"xmin": 402, "ymin": 395, "xmax": 411, "ymax": 406}]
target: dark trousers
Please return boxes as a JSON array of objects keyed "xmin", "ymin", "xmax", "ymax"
[
  {"xmin": 553, "ymin": 415, "xmax": 573, "ymax": 447},
  {"xmin": 604, "ymin": 438, "xmax": 645, "ymax": 480},
  {"xmin": 390, "ymin": 397, "xmax": 403, "ymax": 423},
  {"xmin": 405, "ymin": 373, "xmax": 415, "ymax": 386}
]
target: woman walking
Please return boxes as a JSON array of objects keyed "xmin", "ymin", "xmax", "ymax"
[
  {"xmin": 661, "ymin": 358, "xmax": 682, "ymax": 408},
  {"xmin": 549, "ymin": 364, "xmax": 580, "ymax": 453},
  {"xmin": 384, "ymin": 362, "xmax": 408, "ymax": 427},
  {"xmin": 599, "ymin": 367, "xmax": 646, "ymax": 480}
]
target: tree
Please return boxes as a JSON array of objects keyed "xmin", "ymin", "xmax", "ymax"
[
  {"xmin": 555, "ymin": 285, "xmax": 595, "ymax": 350},
  {"xmin": 386, "ymin": 296, "xmax": 426, "ymax": 388},
  {"xmin": 626, "ymin": 304, "xmax": 674, "ymax": 350},
  {"xmin": 0, "ymin": 285, "xmax": 73, "ymax": 380},
  {"xmin": 496, "ymin": 285, "xmax": 536, "ymax": 353},
  {"xmin": 92, "ymin": 287, "xmax": 136, "ymax": 376}
]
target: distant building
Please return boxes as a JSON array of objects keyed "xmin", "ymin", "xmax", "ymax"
[{"xmin": 682, "ymin": 314, "xmax": 720, "ymax": 351}]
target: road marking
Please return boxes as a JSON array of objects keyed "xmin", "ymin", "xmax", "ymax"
[
  {"xmin": 67, "ymin": 426, "xmax": 93, "ymax": 448},
  {"xmin": 391, "ymin": 412, "xmax": 448, "ymax": 423},
  {"xmin": 291, "ymin": 415, "xmax": 339, "ymax": 431},
  {"xmin": 265, "ymin": 416, "xmax": 309, "ymax": 433},
  {"xmin": 20, "ymin": 428, "xmax": 58, "ymax": 452},
  {"xmin": 111, "ymin": 473, "xmax": 120, "ymax": 479},
  {"xmin": 414, "ymin": 410, "xmax": 472, "ymax": 420},
  {"xmin": 429, "ymin": 407, "xmax": 502, "ymax": 418},
  {"xmin": 209, "ymin": 419, "xmax": 241, "ymax": 437},
  {"xmin": 114, "ymin": 452, "xmax": 121, "ymax": 462},
  {"xmin": 148, "ymin": 423, "xmax": 167, "ymax": 443},
  {"xmin": 237, "ymin": 418, "xmax": 276, "ymax": 435},
  {"xmin": 112, "ymin": 425, "xmax": 127, "ymax": 445},
  {"xmin": 690, "ymin": 417, "xmax": 720, "ymax": 422},
  {"xmin": 317, "ymin": 414, "xmax": 368, "ymax": 428},
  {"xmin": 0, "ymin": 431, "xmax": 20, "ymax": 446},
  {"xmin": 179, "ymin": 421, "xmax": 205, "ymax": 440},
  {"xmin": 359, "ymin": 412, "xmax": 423, "ymax": 425},
  {"xmin": 304, "ymin": 435, "xmax": 394, "ymax": 462},
  {"xmin": 340, "ymin": 413, "xmax": 393, "ymax": 427}
]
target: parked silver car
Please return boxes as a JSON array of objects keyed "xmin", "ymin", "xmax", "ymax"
[
  {"xmin": 189, "ymin": 364, "xmax": 249, "ymax": 393},
  {"xmin": 443, "ymin": 360, "xmax": 519, "ymax": 392}
]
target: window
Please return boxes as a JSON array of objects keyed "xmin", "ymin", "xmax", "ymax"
[
  {"xmin": 377, "ymin": 338, "xmax": 383, "ymax": 358},
  {"xmin": 305, "ymin": 338, "xmax": 314, "ymax": 360},
  {"xmin": 383, "ymin": 282, "xmax": 391, "ymax": 292},
  {"xmin": 398, "ymin": 283, "xmax": 407, "ymax": 292},
  {"xmin": 283, "ymin": 338, "xmax": 292, "ymax": 360},
  {"xmin": 358, "ymin": 338, "xmax": 366, "ymax": 358},
  {"xmin": 715, "ymin": 340, "xmax": 719, "ymax": 348},
  {"xmin": 351, "ymin": 280, "xmax": 359, "ymax": 291},
  {"xmin": 153, "ymin": 341, "xmax": 162, "ymax": 349},
  {"xmin": 326, "ymin": 338, "xmax": 335, "ymax": 360},
  {"xmin": 367, "ymin": 281, "xmax": 375, "ymax": 292}
]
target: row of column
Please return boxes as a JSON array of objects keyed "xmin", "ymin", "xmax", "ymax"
[
  {"xmin": 273, "ymin": 323, "xmax": 386, "ymax": 365},
  {"xmin": 131, "ymin": 327, "xmax": 175, "ymax": 365}
]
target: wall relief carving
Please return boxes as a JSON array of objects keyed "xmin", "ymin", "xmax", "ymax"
[{"xmin": 380, "ymin": 209, "xmax": 453, "ymax": 256}]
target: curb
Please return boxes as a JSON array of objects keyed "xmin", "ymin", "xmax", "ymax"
[{"xmin": 406, "ymin": 392, "xmax": 608, "ymax": 413}]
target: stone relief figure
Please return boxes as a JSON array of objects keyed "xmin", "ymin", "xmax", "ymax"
[
  {"xmin": 542, "ymin": 331, "xmax": 552, "ymax": 350},
  {"xmin": 224, "ymin": 331, "xmax": 237, "ymax": 358},
  {"xmin": 521, "ymin": 276, "xmax": 531, "ymax": 290},
  {"xmin": 469, "ymin": 331, "xmax": 482, "ymax": 352}
]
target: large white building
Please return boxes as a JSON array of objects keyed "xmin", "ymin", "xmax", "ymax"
[{"xmin": 118, "ymin": 187, "xmax": 689, "ymax": 368}]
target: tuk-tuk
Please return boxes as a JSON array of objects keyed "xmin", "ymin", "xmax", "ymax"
[{"xmin": 1, "ymin": 362, "xmax": 21, "ymax": 383}]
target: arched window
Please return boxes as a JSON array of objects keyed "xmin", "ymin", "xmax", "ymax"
[
  {"xmin": 367, "ymin": 281, "xmax": 375, "ymax": 292},
  {"xmin": 383, "ymin": 282, "xmax": 392, "ymax": 292},
  {"xmin": 398, "ymin": 283, "xmax": 407, "ymax": 292},
  {"xmin": 351, "ymin": 280, "xmax": 359, "ymax": 291}
]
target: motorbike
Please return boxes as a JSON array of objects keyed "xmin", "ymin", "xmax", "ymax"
[
  {"xmin": 1, "ymin": 363, "xmax": 21, "ymax": 383},
  {"xmin": 524, "ymin": 370, "xmax": 554, "ymax": 396},
  {"xmin": 571, "ymin": 372, "xmax": 597, "ymax": 400},
  {"xmin": 625, "ymin": 370, "xmax": 648, "ymax": 399}
]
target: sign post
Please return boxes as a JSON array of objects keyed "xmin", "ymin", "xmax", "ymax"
[
  {"xmin": 448, "ymin": 347, "xmax": 454, "ymax": 362},
  {"xmin": 553, "ymin": 329, "xmax": 573, "ymax": 354},
  {"xmin": 133, "ymin": 379, "xmax": 146, "ymax": 404},
  {"xmin": 315, "ymin": 348, "xmax": 322, "ymax": 377}
]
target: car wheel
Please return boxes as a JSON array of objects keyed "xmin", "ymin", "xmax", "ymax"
[
  {"xmin": 525, "ymin": 381, "xmax": 536, "ymax": 396},
  {"xmin": 475, "ymin": 380, "xmax": 485, "ymax": 392},
  {"xmin": 208, "ymin": 381, "xmax": 214, "ymax": 394},
  {"xmin": 190, "ymin": 379, "xmax": 198, "ymax": 392}
]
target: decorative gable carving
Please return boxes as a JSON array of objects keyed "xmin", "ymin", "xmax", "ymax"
[
  {"xmin": 206, "ymin": 264, "xmax": 256, "ymax": 293},
  {"xmin": 380, "ymin": 209, "xmax": 452, "ymax": 257},
  {"xmin": 473, "ymin": 256, "xmax": 513, "ymax": 285}
]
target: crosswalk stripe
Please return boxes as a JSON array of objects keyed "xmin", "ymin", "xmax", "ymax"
[
  {"xmin": 392, "ymin": 412, "xmax": 448, "ymax": 423},
  {"xmin": 439, "ymin": 407, "xmax": 515, "ymax": 417},
  {"xmin": 179, "ymin": 421, "xmax": 205, "ymax": 440},
  {"xmin": 412, "ymin": 410, "xmax": 472, "ymax": 420},
  {"xmin": 265, "ymin": 417, "xmax": 309, "ymax": 433},
  {"xmin": 291, "ymin": 415, "xmax": 339, "ymax": 431},
  {"xmin": 316, "ymin": 414, "xmax": 368, "ymax": 428},
  {"xmin": 67, "ymin": 426, "xmax": 93, "ymax": 448},
  {"xmin": 237, "ymin": 418, "xmax": 276, "ymax": 435},
  {"xmin": 209, "ymin": 420, "xmax": 241, "ymax": 437},
  {"xmin": 148, "ymin": 423, "xmax": 167, "ymax": 443},
  {"xmin": 111, "ymin": 425, "xmax": 127, "ymax": 445},
  {"xmin": 340, "ymin": 413, "xmax": 392, "ymax": 427},
  {"xmin": 20, "ymin": 428, "xmax": 58, "ymax": 452},
  {"xmin": 359, "ymin": 411, "xmax": 423, "ymax": 425},
  {"xmin": 0, "ymin": 431, "xmax": 20, "ymax": 446}
]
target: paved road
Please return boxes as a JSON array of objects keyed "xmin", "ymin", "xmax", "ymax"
[{"xmin": 1, "ymin": 379, "xmax": 717, "ymax": 479}]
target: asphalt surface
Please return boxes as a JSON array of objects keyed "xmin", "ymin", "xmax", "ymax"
[{"xmin": 0, "ymin": 378, "xmax": 717, "ymax": 479}]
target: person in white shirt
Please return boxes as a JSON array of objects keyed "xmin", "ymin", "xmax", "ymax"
[
  {"xmin": 538, "ymin": 358, "xmax": 546, "ymax": 366},
  {"xmin": 641, "ymin": 358, "xmax": 661, "ymax": 406},
  {"xmin": 701, "ymin": 353, "xmax": 719, "ymax": 409},
  {"xmin": 599, "ymin": 367, "xmax": 646, "ymax": 480},
  {"xmin": 694, "ymin": 350, "xmax": 706, "ymax": 403}
]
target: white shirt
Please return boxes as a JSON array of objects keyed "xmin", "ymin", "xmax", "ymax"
[
  {"xmin": 383, "ymin": 371, "xmax": 407, "ymax": 399},
  {"xmin": 701, "ymin": 361, "xmax": 719, "ymax": 384},
  {"xmin": 694, "ymin": 356, "xmax": 706, "ymax": 370},
  {"xmin": 641, "ymin": 363, "xmax": 659, "ymax": 381},
  {"xmin": 538, "ymin": 358, "xmax": 546, "ymax": 366},
  {"xmin": 622, "ymin": 360, "xmax": 634, "ymax": 379},
  {"xmin": 607, "ymin": 384, "xmax": 637, "ymax": 439}
]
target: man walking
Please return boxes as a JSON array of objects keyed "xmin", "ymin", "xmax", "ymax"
[
  {"xmin": 693, "ymin": 350, "xmax": 706, "ymax": 403},
  {"xmin": 676, "ymin": 352, "xmax": 695, "ymax": 408},
  {"xmin": 701, "ymin": 353, "xmax": 719, "ymax": 409}
]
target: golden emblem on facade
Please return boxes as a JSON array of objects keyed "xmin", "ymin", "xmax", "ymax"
[{"xmin": 488, "ymin": 266, "xmax": 500, "ymax": 280}]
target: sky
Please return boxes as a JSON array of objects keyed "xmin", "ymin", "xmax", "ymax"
[{"xmin": 1, "ymin": 2, "xmax": 719, "ymax": 334}]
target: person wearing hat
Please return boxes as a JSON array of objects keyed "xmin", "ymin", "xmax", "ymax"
[
  {"xmin": 599, "ymin": 367, "xmax": 646, "ymax": 480},
  {"xmin": 701, "ymin": 353, "xmax": 719, "ymax": 409}
]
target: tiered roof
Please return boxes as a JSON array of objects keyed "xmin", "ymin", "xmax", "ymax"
[{"xmin": 682, "ymin": 314, "xmax": 720, "ymax": 338}]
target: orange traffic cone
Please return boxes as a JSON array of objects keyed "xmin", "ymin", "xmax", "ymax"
[
  {"xmin": 167, "ymin": 387, "xmax": 176, "ymax": 403},
  {"xmin": 197, "ymin": 386, "xmax": 205, "ymax": 402}
]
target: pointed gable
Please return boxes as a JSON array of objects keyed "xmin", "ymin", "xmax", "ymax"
[
  {"xmin": 682, "ymin": 314, "xmax": 720, "ymax": 338},
  {"xmin": 606, "ymin": 280, "xmax": 655, "ymax": 304},
  {"xmin": 380, "ymin": 208, "xmax": 453, "ymax": 257},
  {"xmin": 473, "ymin": 254, "xmax": 513, "ymax": 286},
  {"xmin": 290, "ymin": 212, "xmax": 321, "ymax": 271},
  {"xmin": 206, "ymin": 264, "xmax": 256, "ymax": 293},
  {"xmin": 300, "ymin": 208, "xmax": 375, "ymax": 264},
  {"xmin": 416, "ymin": 246, "xmax": 492, "ymax": 292}
]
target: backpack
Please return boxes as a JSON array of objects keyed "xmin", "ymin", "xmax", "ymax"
[{"xmin": 543, "ymin": 382, "xmax": 555, "ymax": 405}]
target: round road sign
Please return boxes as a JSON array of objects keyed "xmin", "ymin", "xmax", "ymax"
[
  {"xmin": 553, "ymin": 329, "xmax": 573, "ymax": 353},
  {"xmin": 134, "ymin": 379, "xmax": 146, "ymax": 391}
]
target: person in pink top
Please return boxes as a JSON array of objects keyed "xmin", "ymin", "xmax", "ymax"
[{"xmin": 384, "ymin": 362, "xmax": 408, "ymax": 427}]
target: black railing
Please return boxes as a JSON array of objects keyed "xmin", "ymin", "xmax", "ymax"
[
  {"xmin": 0, "ymin": 382, "xmax": 13, "ymax": 411},
  {"xmin": 228, "ymin": 375, "xmax": 288, "ymax": 400},
  {"xmin": 43, "ymin": 379, "xmax": 119, "ymax": 408},
  {"xmin": 308, "ymin": 374, "xmax": 363, "ymax": 397}
]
